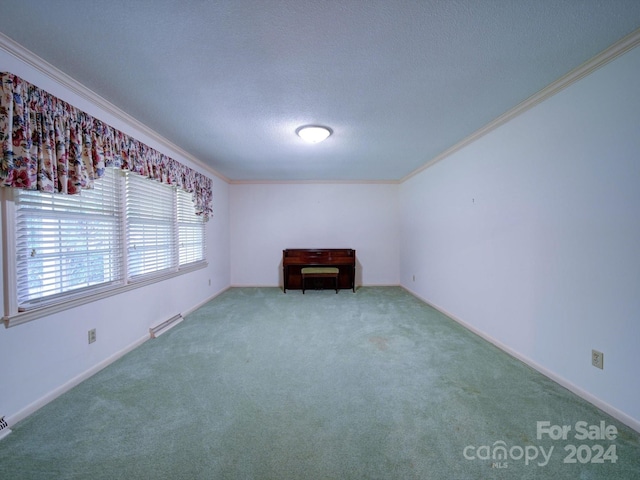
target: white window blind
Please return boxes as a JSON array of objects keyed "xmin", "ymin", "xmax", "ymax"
[
  {"xmin": 7, "ymin": 168, "xmax": 207, "ymax": 320},
  {"xmin": 15, "ymin": 168, "xmax": 123, "ymax": 309},
  {"xmin": 125, "ymin": 173, "xmax": 176, "ymax": 279},
  {"xmin": 177, "ymin": 188, "xmax": 205, "ymax": 266}
]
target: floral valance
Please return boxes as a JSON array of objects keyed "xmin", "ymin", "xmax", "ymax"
[{"xmin": 0, "ymin": 73, "xmax": 212, "ymax": 219}]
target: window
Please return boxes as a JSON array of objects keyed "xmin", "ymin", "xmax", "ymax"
[
  {"xmin": 15, "ymin": 168, "xmax": 123, "ymax": 309},
  {"xmin": 5, "ymin": 168, "xmax": 206, "ymax": 322},
  {"xmin": 177, "ymin": 188, "xmax": 206, "ymax": 266},
  {"xmin": 126, "ymin": 172, "xmax": 176, "ymax": 279}
]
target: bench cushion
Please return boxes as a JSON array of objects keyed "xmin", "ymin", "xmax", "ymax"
[{"xmin": 301, "ymin": 267, "xmax": 339, "ymax": 275}]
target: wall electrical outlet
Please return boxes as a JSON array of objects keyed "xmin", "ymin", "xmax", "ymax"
[
  {"xmin": 88, "ymin": 328, "xmax": 97, "ymax": 344},
  {"xmin": 592, "ymin": 349, "xmax": 603, "ymax": 370}
]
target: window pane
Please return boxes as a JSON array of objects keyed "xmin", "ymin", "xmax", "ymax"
[
  {"xmin": 10, "ymin": 167, "xmax": 207, "ymax": 314},
  {"xmin": 126, "ymin": 173, "xmax": 176, "ymax": 278},
  {"xmin": 177, "ymin": 189, "xmax": 205, "ymax": 265},
  {"xmin": 15, "ymin": 168, "xmax": 123, "ymax": 308}
]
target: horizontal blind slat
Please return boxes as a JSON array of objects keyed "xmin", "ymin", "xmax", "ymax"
[
  {"xmin": 125, "ymin": 172, "xmax": 177, "ymax": 278},
  {"xmin": 12, "ymin": 168, "xmax": 206, "ymax": 311},
  {"xmin": 15, "ymin": 168, "xmax": 125, "ymax": 308},
  {"xmin": 176, "ymin": 188, "xmax": 205, "ymax": 265}
]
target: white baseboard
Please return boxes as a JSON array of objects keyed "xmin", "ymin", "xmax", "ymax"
[
  {"xmin": 0, "ymin": 416, "xmax": 11, "ymax": 440},
  {"xmin": 182, "ymin": 286, "xmax": 230, "ymax": 317},
  {"xmin": 7, "ymin": 285, "xmax": 637, "ymax": 438},
  {"xmin": 2, "ymin": 287, "xmax": 232, "ymax": 437},
  {"xmin": 5, "ymin": 334, "xmax": 149, "ymax": 430},
  {"xmin": 0, "ymin": 427, "xmax": 12, "ymax": 441},
  {"xmin": 401, "ymin": 285, "xmax": 640, "ymax": 434}
]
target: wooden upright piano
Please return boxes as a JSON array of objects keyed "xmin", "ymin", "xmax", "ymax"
[{"xmin": 283, "ymin": 249, "xmax": 356, "ymax": 293}]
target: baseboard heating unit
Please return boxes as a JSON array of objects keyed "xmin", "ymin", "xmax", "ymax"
[
  {"xmin": 149, "ymin": 314, "xmax": 183, "ymax": 338},
  {"xmin": 0, "ymin": 416, "xmax": 11, "ymax": 440}
]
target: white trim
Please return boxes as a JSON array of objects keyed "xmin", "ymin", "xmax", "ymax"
[
  {"xmin": 182, "ymin": 286, "xmax": 231, "ymax": 317},
  {"xmin": 402, "ymin": 286, "xmax": 640, "ymax": 434},
  {"xmin": 0, "ymin": 32, "xmax": 229, "ymax": 184},
  {"xmin": 4, "ymin": 284, "xmax": 638, "ymax": 438},
  {"xmin": 4, "ymin": 333, "xmax": 149, "ymax": 432},
  {"xmin": 1, "ymin": 285, "xmax": 230, "ymax": 438},
  {"xmin": 3, "ymin": 28, "xmax": 639, "ymax": 186},
  {"xmin": 0, "ymin": 428, "xmax": 11, "ymax": 441},
  {"xmin": 3, "ymin": 262, "xmax": 207, "ymax": 328},
  {"xmin": 401, "ymin": 27, "xmax": 640, "ymax": 183},
  {"xmin": 1, "ymin": 188, "xmax": 17, "ymax": 317},
  {"xmin": 0, "ymin": 416, "xmax": 11, "ymax": 440}
]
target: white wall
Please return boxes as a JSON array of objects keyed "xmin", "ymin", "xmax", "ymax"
[
  {"xmin": 3, "ymin": 32, "xmax": 639, "ymax": 436},
  {"xmin": 400, "ymin": 45, "xmax": 640, "ymax": 427},
  {"xmin": 0, "ymin": 46, "xmax": 231, "ymax": 423},
  {"xmin": 230, "ymin": 183, "xmax": 399, "ymax": 287}
]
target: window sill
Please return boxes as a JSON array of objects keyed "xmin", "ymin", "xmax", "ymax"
[{"xmin": 3, "ymin": 262, "xmax": 208, "ymax": 328}]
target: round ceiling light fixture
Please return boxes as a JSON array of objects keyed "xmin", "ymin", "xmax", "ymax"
[{"xmin": 296, "ymin": 125, "xmax": 332, "ymax": 144}]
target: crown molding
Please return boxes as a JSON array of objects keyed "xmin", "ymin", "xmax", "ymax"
[
  {"xmin": 0, "ymin": 32, "xmax": 230, "ymax": 184},
  {"xmin": 3, "ymin": 26, "xmax": 639, "ymax": 186},
  {"xmin": 401, "ymin": 27, "xmax": 640, "ymax": 183}
]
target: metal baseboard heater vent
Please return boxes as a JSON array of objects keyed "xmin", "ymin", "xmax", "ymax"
[
  {"xmin": 149, "ymin": 314, "xmax": 183, "ymax": 338},
  {"xmin": 0, "ymin": 416, "xmax": 11, "ymax": 440}
]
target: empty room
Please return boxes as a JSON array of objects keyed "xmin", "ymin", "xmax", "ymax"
[{"xmin": 1, "ymin": 2, "xmax": 639, "ymax": 479}]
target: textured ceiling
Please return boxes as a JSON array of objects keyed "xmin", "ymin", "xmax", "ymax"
[{"xmin": 1, "ymin": 1, "xmax": 640, "ymax": 182}]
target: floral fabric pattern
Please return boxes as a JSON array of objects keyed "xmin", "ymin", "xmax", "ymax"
[{"xmin": 0, "ymin": 73, "xmax": 212, "ymax": 219}]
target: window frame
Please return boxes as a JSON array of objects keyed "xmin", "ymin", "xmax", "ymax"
[
  {"xmin": 14, "ymin": 168, "xmax": 126, "ymax": 310},
  {"xmin": 125, "ymin": 171, "xmax": 179, "ymax": 281},
  {"xmin": 1, "ymin": 168, "xmax": 207, "ymax": 328},
  {"xmin": 176, "ymin": 187, "xmax": 206, "ymax": 268}
]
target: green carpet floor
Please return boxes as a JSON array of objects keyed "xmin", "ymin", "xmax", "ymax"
[{"xmin": 1, "ymin": 287, "xmax": 639, "ymax": 479}]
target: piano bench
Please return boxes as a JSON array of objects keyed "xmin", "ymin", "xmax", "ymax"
[{"xmin": 301, "ymin": 267, "xmax": 339, "ymax": 294}]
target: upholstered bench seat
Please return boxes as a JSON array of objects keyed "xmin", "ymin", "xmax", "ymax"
[{"xmin": 301, "ymin": 267, "xmax": 339, "ymax": 293}]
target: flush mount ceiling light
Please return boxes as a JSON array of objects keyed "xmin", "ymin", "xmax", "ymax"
[{"xmin": 296, "ymin": 125, "xmax": 332, "ymax": 144}]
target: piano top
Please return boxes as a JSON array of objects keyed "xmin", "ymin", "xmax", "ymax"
[{"xmin": 283, "ymin": 248, "xmax": 355, "ymax": 266}]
